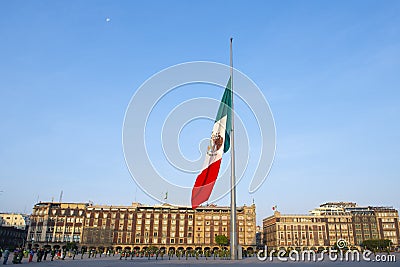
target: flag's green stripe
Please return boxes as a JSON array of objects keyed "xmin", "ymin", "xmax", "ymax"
[{"xmin": 215, "ymin": 77, "xmax": 232, "ymax": 153}]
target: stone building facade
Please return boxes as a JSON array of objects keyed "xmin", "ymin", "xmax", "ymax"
[
  {"xmin": 27, "ymin": 202, "xmax": 256, "ymax": 252},
  {"xmin": 372, "ymin": 207, "xmax": 399, "ymax": 246},
  {"xmin": 27, "ymin": 202, "xmax": 88, "ymax": 248},
  {"xmin": 263, "ymin": 211, "xmax": 329, "ymax": 249},
  {"xmin": 82, "ymin": 203, "xmax": 256, "ymax": 252},
  {"xmin": 263, "ymin": 202, "xmax": 399, "ymax": 250},
  {"xmin": 0, "ymin": 213, "xmax": 29, "ymax": 230}
]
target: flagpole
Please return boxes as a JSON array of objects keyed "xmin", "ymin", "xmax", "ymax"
[{"xmin": 229, "ymin": 37, "xmax": 238, "ymax": 260}]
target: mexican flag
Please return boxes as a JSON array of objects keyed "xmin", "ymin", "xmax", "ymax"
[{"xmin": 191, "ymin": 78, "xmax": 232, "ymax": 209}]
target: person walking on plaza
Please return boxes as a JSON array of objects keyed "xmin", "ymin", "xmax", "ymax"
[
  {"xmin": 28, "ymin": 249, "xmax": 34, "ymax": 263},
  {"xmin": 36, "ymin": 248, "xmax": 43, "ymax": 262},
  {"xmin": 23, "ymin": 249, "xmax": 28, "ymax": 259},
  {"xmin": 50, "ymin": 249, "xmax": 55, "ymax": 261},
  {"xmin": 125, "ymin": 250, "xmax": 129, "ymax": 260},
  {"xmin": 12, "ymin": 249, "xmax": 22, "ymax": 264},
  {"xmin": 18, "ymin": 249, "xmax": 23, "ymax": 264},
  {"xmin": 43, "ymin": 249, "xmax": 48, "ymax": 261},
  {"xmin": 3, "ymin": 248, "xmax": 10, "ymax": 265}
]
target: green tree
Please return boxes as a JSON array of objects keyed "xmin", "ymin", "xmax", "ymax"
[
  {"xmin": 215, "ymin": 235, "xmax": 229, "ymax": 248},
  {"xmin": 361, "ymin": 239, "xmax": 391, "ymax": 252},
  {"xmin": 66, "ymin": 242, "xmax": 78, "ymax": 251}
]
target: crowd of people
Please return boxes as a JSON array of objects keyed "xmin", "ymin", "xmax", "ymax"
[
  {"xmin": 0, "ymin": 247, "xmax": 140, "ymax": 264},
  {"xmin": 0, "ymin": 247, "xmax": 93, "ymax": 264},
  {"xmin": 0, "ymin": 246, "xmax": 256, "ymax": 264},
  {"xmin": 0, "ymin": 248, "xmax": 24, "ymax": 264}
]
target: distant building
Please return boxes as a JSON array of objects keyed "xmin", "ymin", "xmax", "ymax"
[
  {"xmin": 263, "ymin": 211, "xmax": 329, "ymax": 249},
  {"xmin": 372, "ymin": 206, "xmax": 399, "ymax": 246},
  {"xmin": 0, "ymin": 213, "xmax": 29, "ymax": 230},
  {"xmin": 348, "ymin": 207, "xmax": 379, "ymax": 245},
  {"xmin": 263, "ymin": 202, "xmax": 400, "ymax": 250},
  {"xmin": 255, "ymin": 225, "xmax": 263, "ymax": 249},
  {"xmin": 27, "ymin": 202, "xmax": 89, "ymax": 248},
  {"xmin": 0, "ymin": 226, "xmax": 28, "ymax": 249}
]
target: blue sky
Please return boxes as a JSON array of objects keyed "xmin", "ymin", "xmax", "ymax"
[{"xmin": 0, "ymin": 1, "xmax": 399, "ymax": 224}]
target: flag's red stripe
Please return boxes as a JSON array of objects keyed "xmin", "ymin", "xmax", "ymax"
[{"xmin": 191, "ymin": 159, "xmax": 222, "ymax": 209}]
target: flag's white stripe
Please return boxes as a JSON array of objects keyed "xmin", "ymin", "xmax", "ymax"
[{"xmin": 200, "ymin": 115, "xmax": 227, "ymax": 170}]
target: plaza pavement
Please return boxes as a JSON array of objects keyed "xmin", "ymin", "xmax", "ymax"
[{"xmin": 7, "ymin": 253, "xmax": 398, "ymax": 267}]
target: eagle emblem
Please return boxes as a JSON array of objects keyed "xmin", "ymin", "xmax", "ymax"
[{"xmin": 207, "ymin": 132, "xmax": 224, "ymax": 156}]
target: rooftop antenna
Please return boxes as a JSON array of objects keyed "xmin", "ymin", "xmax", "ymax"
[{"xmin": 59, "ymin": 190, "xmax": 63, "ymax": 202}]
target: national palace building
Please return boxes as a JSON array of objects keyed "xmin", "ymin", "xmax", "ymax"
[{"xmin": 27, "ymin": 201, "xmax": 257, "ymax": 253}]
